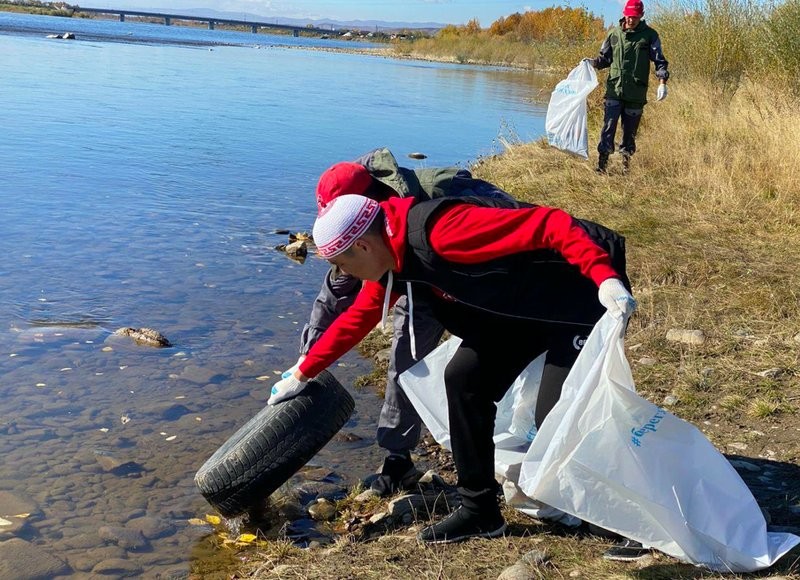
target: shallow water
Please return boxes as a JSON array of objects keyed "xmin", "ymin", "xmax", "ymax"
[{"xmin": 0, "ymin": 11, "xmax": 548, "ymax": 576}]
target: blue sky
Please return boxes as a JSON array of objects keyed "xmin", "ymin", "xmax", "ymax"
[{"xmin": 99, "ymin": 0, "xmax": 629, "ymax": 26}]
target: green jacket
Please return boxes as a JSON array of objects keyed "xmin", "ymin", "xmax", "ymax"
[
  {"xmin": 593, "ymin": 19, "xmax": 669, "ymax": 105},
  {"xmin": 354, "ymin": 147, "xmax": 465, "ymax": 200}
]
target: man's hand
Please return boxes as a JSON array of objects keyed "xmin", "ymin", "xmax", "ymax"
[
  {"xmin": 598, "ymin": 278, "xmax": 637, "ymax": 320},
  {"xmin": 581, "ymin": 57, "xmax": 596, "ymax": 68},
  {"xmin": 657, "ymin": 83, "xmax": 668, "ymax": 101},
  {"xmin": 268, "ymin": 369, "xmax": 308, "ymax": 405}
]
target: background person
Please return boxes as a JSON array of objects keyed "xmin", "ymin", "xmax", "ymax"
[
  {"xmin": 270, "ymin": 193, "xmax": 635, "ymax": 543},
  {"xmin": 286, "ymin": 148, "xmax": 513, "ymax": 497},
  {"xmin": 586, "ymin": 0, "xmax": 669, "ymax": 174}
]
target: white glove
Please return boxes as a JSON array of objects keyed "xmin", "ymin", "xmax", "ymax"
[
  {"xmin": 657, "ymin": 83, "xmax": 668, "ymax": 101},
  {"xmin": 267, "ymin": 371, "xmax": 308, "ymax": 405},
  {"xmin": 598, "ymin": 278, "xmax": 637, "ymax": 320}
]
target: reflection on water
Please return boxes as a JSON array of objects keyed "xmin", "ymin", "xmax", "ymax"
[{"xmin": 1, "ymin": 11, "xmax": 549, "ymax": 577}]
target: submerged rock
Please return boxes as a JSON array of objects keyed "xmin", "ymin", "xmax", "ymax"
[{"xmin": 112, "ymin": 327, "xmax": 172, "ymax": 347}]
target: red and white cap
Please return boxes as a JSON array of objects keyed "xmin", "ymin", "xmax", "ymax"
[
  {"xmin": 313, "ymin": 194, "xmax": 381, "ymax": 259},
  {"xmin": 315, "ymin": 162, "xmax": 373, "ymax": 211}
]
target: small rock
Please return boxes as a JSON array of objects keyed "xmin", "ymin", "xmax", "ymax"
[
  {"xmin": 637, "ymin": 357, "xmax": 657, "ymax": 366},
  {"xmin": 333, "ymin": 431, "xmax": 364, "ymax": 443},
  {"xmin": 728, "ymin": 442, "xmax": 748, "ymax": 451},
  {"xmin": 308, "ymin": 499, "xmax": 337, "ymax": 521},
  {"xmin": 91, "ymin": 558, "xmax": 143, "ymax": 576},
  {"xmin": 98, "ymin": 525, "xmax": 150, "ymax": 550},
  {"xmin": 375, "ymin": 347, "xmax": 392, "ymax": 364},
  {"xmin": 285, "ymin": 240, "xmax": 308, "ymax": 259},
  {"xmin": 354, "ymin": 489, "xmax": 380, "ymax": 503},
  {"xmin": 369, "ymin": 512, "xmax": 388, "ymax": 524},
  {"xmin": 793, "ymin": 332, "xmax": 800, "ymax": 344},
  {"xmin": 497, "ymin": 562, "xmax": 536, "ymax": 580},
  {"xmin": 417, "ymin": 470, "xmax": 448, "ymax": 487},
  {"xmin": 0, "ymin": 539, "xmax": 70, "ymax": 578},
  {"xmin": 127, "ymin": 516, "xmax": 176, "ymax": 540},
  {"xmin": 569, "ymin": 571, "xmax": 581, "ymax": 578},
  {"xmin": 665, "ymin": 329, "xmax": 705, "ymax": 345},
  {"xmin": 387, "ymin": 494, "xmax": 429, "ymax": 520},
  {"xmin": 662, "ymin": 395, "xmax": 678, "ymax": 406},
  {"xmin": 113, "ymin": 327, "xmax": 171, "ymax": 347},
  {"xmin": 520, "ymin": 549, "xmax": 548, "ymax": 566}
]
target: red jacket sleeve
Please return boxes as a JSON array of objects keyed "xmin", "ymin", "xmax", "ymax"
[
  {"xmin": 428, "ymin": 204, "xmax": 620, "ymax": 286},
  {"xmin": 299, "ymin": 280, "xmax": 399, "ymax": 378}
]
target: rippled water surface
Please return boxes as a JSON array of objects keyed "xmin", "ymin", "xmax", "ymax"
[{"xmin": 0, "ymin": 11, "xmax": 548, "ymax": 577}]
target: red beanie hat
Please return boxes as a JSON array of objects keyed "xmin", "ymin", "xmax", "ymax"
[
  {"xmin": 623, "ymin": 0, "xmax": 644, "ymax": 17},
  {"xmin": 315, "ymin": 162, "xmax": 373, "ymax": 211}
]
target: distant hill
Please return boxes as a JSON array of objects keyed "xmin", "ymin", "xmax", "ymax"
[{"xmin": 156, "ymin": 7, "xmax": 445, "ymax": 32}]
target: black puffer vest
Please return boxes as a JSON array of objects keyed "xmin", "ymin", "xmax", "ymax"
[{"xmin": 387, "ymin": 197, "xmax": 630, "ymax": 328}]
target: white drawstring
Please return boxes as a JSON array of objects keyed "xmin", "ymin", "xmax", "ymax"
[
  {"xmin": 406, "ymin": 281, "xmax": 417, "ymax": 361},
  {"xmin": 381, "ymin": 272, "xmax": 417, "ymax": 361},
  {"xmin": 381, "ymin": 270, "xmax": 393, "ymax": 333}
]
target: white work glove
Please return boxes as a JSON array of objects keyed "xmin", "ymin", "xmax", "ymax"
[
  {"xmin": 267, "ymin": 370, "xmax": 308, "ymax": 405},
  {"xmin": 598, "ymin": 278, "xmax": 637, "ymax": 320},
  {"xmin": 657, "ymin": 83, "xmax": 668, "ymax": 101}
]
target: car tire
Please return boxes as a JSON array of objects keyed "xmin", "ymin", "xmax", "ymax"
[{"xmin": 194, "ymin": 370, "xmax": 355, "ymax": 517}]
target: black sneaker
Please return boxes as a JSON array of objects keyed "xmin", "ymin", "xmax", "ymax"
[
  {"xmin": 596, "ymin": 152, "xmax": 609, "ymax": 174},
  {"xmin": 418, "ymin": 506, "xmax": 507, "ymax": 544},
  {"xmin": 602, "ymin": 538, "xmax": 651, "ymax": 561},
  {"xmin": 369, "ymin": 453, "xmax": 421, "ymax": 497}
]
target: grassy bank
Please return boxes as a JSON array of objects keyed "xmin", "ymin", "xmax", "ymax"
[{"xmin": 201, "ymin": 2, "xmax": 800, "ymax": 578}]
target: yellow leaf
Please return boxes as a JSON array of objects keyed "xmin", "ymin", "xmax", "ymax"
[
  {"xmin": 205, "ymin": 514, "xmax": 222, "ymax": 525},
  {"xmin": 237, "ymin": 533, "xmax": 257, "ymax": 543}
]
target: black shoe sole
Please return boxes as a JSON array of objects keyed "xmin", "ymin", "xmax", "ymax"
[
  {"xmin": 418, "ymin": 522, "xmax": 507, "ymax": 545},
  {"xmin": 602, "ymin": 549, "xmax": 651, "ymax": 562}
]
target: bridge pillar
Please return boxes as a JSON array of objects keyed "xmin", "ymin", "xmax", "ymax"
[
  {"xmin": 251, "ymin": 24, "xmax": 258, "ymax": 33},
  {"xmin": 119, "ymin": 13, "xmax": 124, "ymax": 22},
  {"xmin": 208, "ymin": 21, "xmax": 215, "ymax": 30},
  {"xmin": 165, "ymin": 17, "xmax": 171, "ymax": 26},
  {"xmin": 293, "ymin": 29, "xmax": 299, "ymax": 37}
]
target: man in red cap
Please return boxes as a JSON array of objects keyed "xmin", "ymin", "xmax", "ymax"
[
  {"xmin": 585, "ymin": 0, "xmax": 669, "ymax": 174},
  {"xmin": 270, "ymin": 190, "xmax": 635, "ymax": 544},
  {"xmin": 277, "ymin": 148, "xmax": 514, "ymax": 498}
]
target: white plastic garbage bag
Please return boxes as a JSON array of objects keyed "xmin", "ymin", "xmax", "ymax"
[
  {"xmin": 518, "ymin": 314, "xmax": 800, "ymax": 572},
  {"xmin": 545, "ymin": 60, "xmax": 598, "ymax": 158},
  {"xmin": 399, "ymin": 336, "xmax": 543, "ymax": 452},
  {"xmin": 399, "ymin": 337, "xmax": 581, "ymax": 526}
]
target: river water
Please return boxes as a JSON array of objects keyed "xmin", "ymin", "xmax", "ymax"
[{"xmin": 0, "ymin": 11, "xmax": 548, "ymax": 577}]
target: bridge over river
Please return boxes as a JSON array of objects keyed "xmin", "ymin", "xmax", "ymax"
[{"xmin": 77, "ymin": 7, "xmax": 336, "ymax": 36}]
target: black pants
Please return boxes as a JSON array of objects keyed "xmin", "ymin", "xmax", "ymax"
[
  {"xmin": 433, "ymin": 300, "xmax": 591, "ymax": 492},
  {"xmin": 598, "ymin": 98, "xmax": 644, "ymax": 156}
]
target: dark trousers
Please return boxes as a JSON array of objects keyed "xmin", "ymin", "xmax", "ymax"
[
  {"xmin": 598, "ymin": 98, "xmax": 644, "ymax": 156},
  {"xmin": 434, "ymin": 301, "xmax": 589, "ymax": 493}
]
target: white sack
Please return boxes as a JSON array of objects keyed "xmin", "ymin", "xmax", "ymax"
[
  {"xmin": 518, "ymin": 314, "xmax": 800, "ymax": 572},
  {"xmin": 545, "ymin": 60, "xmax": 598, "ymax": 158},
  {"xmin": 399, "ymin": 336, "xmax": 581, "ymax": 526}
]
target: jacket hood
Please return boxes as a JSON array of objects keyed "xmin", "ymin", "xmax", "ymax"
[{"xmin": 380, "ymin": 196, "xmax": 415, "ymax": 273}]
